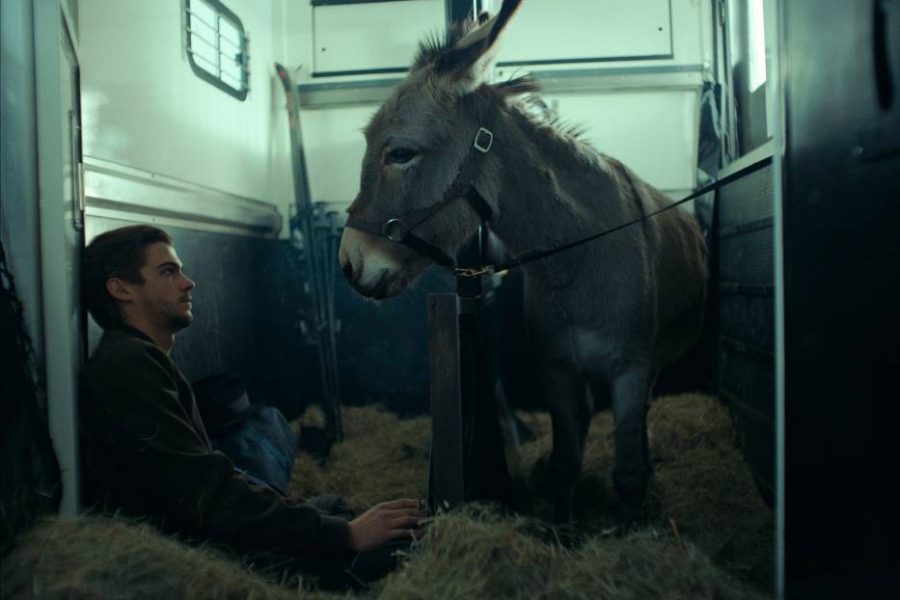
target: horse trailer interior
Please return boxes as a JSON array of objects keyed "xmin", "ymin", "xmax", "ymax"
[{"xmin": 1, "ymin": 1, "xmax": 897, "ymax": 598}]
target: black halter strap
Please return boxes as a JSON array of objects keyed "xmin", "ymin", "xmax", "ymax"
[{"xmin": 345, "ymin": 109, "xmax": 497, "ymax": 268}]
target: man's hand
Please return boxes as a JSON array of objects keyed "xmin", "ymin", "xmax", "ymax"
[{"xmin": 348, "ymin": 498, "xmax": 425, "ymax": 553}]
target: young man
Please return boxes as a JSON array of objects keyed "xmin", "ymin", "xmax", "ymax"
[{"xmin": 80, "ymin": 225, "xmax": 422, "ymax": 589}]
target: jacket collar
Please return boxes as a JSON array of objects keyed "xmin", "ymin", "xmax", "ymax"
[{"xmin": 111, "ymin": 324, "xmax": 156, "ymax": 345}]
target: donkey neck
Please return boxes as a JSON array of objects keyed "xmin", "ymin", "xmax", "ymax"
[{"xmin": 484, "ymin": 106, "xmax": 644, "ymax": 260}]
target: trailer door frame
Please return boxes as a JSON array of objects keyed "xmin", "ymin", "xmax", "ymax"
[{"xmin": 33, "ymin": 0, "xmax": 86, "ymax": 516}]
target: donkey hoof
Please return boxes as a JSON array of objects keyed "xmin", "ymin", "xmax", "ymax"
[
  {"xmin": 550, "ymin": 523, "xmax": 582, "ymax": 548},
  {"xmin": 618, "ymin": 505, "xmax": 648, "ymax": 533},
  {"xmin": 529, "ymin": 455, "xmax": 554, "ymax": 494}
]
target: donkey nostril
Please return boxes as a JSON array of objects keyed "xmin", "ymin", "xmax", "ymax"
[{"xmin": 342, "ymin": 260, "xmax": 354, "ymax": 280}]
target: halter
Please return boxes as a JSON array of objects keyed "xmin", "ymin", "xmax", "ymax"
[
  {"xmin": 344, "ymin": 106, "xmax": 497, "ymax": 269},
  {"xmin": 346, "ymin": 101, "xmax": 774, "ymax": 280}
]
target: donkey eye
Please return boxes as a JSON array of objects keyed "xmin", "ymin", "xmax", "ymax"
[{"xmin": 385, "ymin": 148, "xmax": 417, "ymax": 165}]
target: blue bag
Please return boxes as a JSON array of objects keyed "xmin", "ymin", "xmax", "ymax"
[{"xmin": 192, "ymin": 374, "xmax": 297, "ymax": 495}]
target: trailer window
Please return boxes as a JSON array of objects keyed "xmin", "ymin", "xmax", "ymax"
[{"xmin": 185, "ymin": 0, "xmax": 249, "ymax": 100}]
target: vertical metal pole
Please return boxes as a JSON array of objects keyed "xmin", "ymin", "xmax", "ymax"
[
  {"xmin": 276, "ymin": 63, "xmax": 342, "ymax": 443},
  {"xmin": 771, "ymin": 3, "xmax": 786, "ymax": 597}
]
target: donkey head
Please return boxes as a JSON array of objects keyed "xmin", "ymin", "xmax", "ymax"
[{"xmin": 339, "ymin": 1, "xmax": 522, "ymax": 299}]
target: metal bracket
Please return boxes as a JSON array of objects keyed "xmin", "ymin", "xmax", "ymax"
[{"xmin": 473, "ymin": 127, "xmax": 494, "ymax": 153}]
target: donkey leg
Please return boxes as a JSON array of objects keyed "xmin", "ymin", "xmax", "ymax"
[
  {"xmin": 542, "ymin": 367, "xmax": 590, "ymax": 524},
  {"xmin": 610, "ymin": 367, "xmax": 653, "ymax": 525}
]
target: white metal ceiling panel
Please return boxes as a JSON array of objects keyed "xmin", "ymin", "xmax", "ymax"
[{"xmin": 313, "ymin": 0, "xmax": 445, "ymax": 75}]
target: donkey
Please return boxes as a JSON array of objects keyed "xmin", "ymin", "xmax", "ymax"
[{"xmin": 338, "ymin": 0, "xmax": 707, "ymax": 525}]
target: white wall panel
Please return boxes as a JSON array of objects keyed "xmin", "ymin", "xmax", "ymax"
[
  {"xmin": 80, "ymin": 0, "xmax": 292, "ymax": 225},
  {"xmin": 497, "ymin": 0, "xmax": 672, "ymax": 64},
  {"xmin": 298, "ymin": 104, "xmax": 380, "ymax": 205},
  {"xmin": 543, "ymin": 90, "xmax": 700, "ymax": 194},
  {"xmin": 494, "ymin": 0, "xmax": 710, "ymax": 74}
]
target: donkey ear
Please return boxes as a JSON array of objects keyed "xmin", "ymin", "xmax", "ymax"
[{"xmin": 434, "ymin": 0, "xmax": 522, "ymax": 93}]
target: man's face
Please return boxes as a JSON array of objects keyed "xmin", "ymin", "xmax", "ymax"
[{"xmin": 130, "ymin": 242, "xmax": 196, "ymax": 332}]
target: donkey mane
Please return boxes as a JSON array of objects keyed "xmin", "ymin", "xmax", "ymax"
[
  {"xmin": 499, "ymin": 90, "xmax": 602, "ymax": 173},
  {"xmin": 412, "ymin": 22, "xmax": 470, "ymax": 70},
  {"xmin": 503, "ymin": 89, "xmax": 590, "ymax": 141},
  {"xmin": 412, "ymin": 19, "xmax": 594, "ymax": 161}
]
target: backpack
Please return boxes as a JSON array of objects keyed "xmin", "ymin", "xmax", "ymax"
[{"xmin": 192, "ymin": 374, "xmax": 297, "ymax": 495}]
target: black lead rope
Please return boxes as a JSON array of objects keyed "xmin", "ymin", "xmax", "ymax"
[{"xmin": 455, "ymin": 154, "xmax": 774, "ymax": 278}]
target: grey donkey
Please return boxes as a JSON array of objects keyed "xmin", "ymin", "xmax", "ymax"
[{"xmin": 338, "ymin": 0, "xmax": 708, "ymax": 525}]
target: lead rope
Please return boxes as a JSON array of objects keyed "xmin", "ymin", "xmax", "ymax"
[{"xmin": 455, "ymin": 155, "xmax": 773, "ymax": 278}]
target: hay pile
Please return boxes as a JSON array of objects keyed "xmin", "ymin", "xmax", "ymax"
[
  {"xmin": 381, "ymin": 505, "xmax": 765, "ymax": 600},
  {"xmin": 1, "ymin": 394, "xmax": 773, "ymax": 599},
  {"xmin": 291, "ymin": 394, "xmax": 772, "ymax": 592},
  {"xmin": 0, "ymin": 516, "xmax": 317, "ymax": 600}
]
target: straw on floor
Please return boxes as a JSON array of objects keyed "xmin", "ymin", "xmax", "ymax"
[{"xmin": 1, "ymin": 393, "xmax": 773, "ymax": 599}]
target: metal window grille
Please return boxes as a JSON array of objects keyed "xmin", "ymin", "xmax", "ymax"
[{"xmin": 185, "ymin": 0, "xmax": 249, "ymax": 100}]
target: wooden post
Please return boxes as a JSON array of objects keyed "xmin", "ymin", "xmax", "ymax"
[
  {"xmin": 427, "ymin": 224, "xmax": 515, "ymax": 513},
  {"xmin": 426, "ymin": 294, "xmax": 465, "ymax": 512}
]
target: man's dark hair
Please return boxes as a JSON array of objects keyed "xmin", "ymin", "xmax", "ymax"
[{"xmin": 82, "ymin": 225, "xmax": 173, "ymax": 329}]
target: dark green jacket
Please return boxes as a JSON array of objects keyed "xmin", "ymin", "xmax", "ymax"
[{"xmin": 80, "ymin": 326, "xmax": 351, "ymax": 558}]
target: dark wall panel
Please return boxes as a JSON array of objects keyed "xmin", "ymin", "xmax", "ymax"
[
  {"xmin": 715, "ymin": 162, "xmax": 775, "ymax": 504},
  {"xmin": 333, "ymin": 260, "xmax": 455, "ymax": 416},
  {"xmin": 781, "ymin": 1, "xmax": 900, "ymax": 595},
  {"xmin": 718, "ymin": 292, "xmax": 774, "ymax": 350},
  {"xmin": 718, "ymin": 227, "xmax": 774, "ymax": 284}
]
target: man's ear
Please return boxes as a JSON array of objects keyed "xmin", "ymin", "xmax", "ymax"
[{"xmin": 106, "ymin": 277, "xmax": 134, "ymax": 302}]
